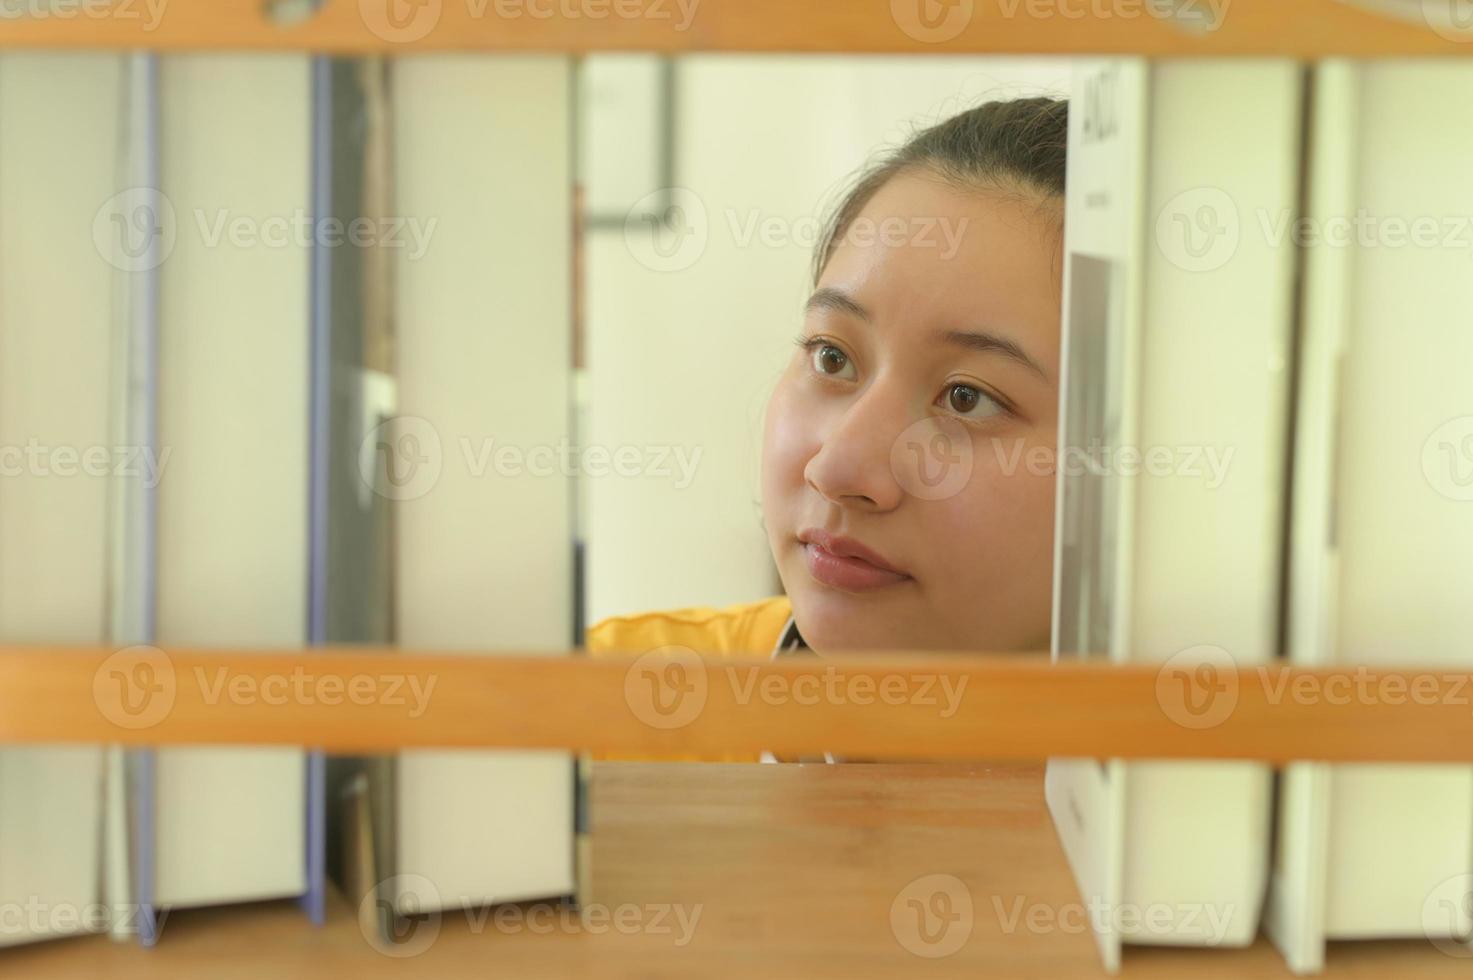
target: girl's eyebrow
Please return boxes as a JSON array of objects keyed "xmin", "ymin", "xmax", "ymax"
[
  {"xmin": 805, "ymin": 286, "xmax": 1051, "ymax": 384},
  {"xmin": 936, "ymin": 329, "xmax": 1051, "ymax": 384},
  {"xmin": 804, "ymin": 286, "xmax": 870, "ymax": 322}
]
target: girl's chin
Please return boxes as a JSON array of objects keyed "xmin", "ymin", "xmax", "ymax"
[{"xmin": 788, "ymin": 592, "xmax": 914, "ymax": 653}]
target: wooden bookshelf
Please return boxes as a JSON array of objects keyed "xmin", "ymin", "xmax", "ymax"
[
  {"xmin": 2, "ymin": 762, "xmax": 1466, "ymax": 978},
  {"xmin": 0, "ymin": 0, "xmax": 1469, "ymax": 55},
  {"xmin": 4, "ymin": 645, "xmax": 1473, "ymax": 762}
]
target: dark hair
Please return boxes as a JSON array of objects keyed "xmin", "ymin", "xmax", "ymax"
[{"xmin": 811, "ymin": 96, "xmax": 1068, "ymax": 285}]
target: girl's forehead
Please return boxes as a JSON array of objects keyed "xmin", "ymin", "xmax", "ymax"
[{"xmin": 815, "ymin": 176, "xmax": 1064, "ymax": 363}]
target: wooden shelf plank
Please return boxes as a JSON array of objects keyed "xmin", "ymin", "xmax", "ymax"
[
  {"xmin": 3, "ymin": 644, "xmax": 1472, "ymax": 761},
  {"xmin": 0, "ymin": 0, "xmax": 1467, "ymax": 55},
  {"xmin": 1, "ymin": 763, "xmax": 1466, "ymax": 977}
]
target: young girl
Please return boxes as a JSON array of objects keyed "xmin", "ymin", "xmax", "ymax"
[{"xmin": 588, "ymin": 96, "xmax": 1067, "ymax": 755}]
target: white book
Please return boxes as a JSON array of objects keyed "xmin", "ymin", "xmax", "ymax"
[
  {"xmin": 151, "ymin": 54, "xmax": 310, "ymax": 910},
  {"xmin": 1047, "ymin": 58, "xmax": 1301, "ymax": 971},
  {"xmin": 0, "ymin": 52, "xmax": 120, "ymax": 947},
  {"xmin": 387, "ymin": 55, "xmax": 576, "ymax": 915},
  {"xmin": 1268, "ymin": 60, "xmax": 1473, "ymax": 974}
]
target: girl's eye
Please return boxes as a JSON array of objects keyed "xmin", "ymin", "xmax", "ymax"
[
  {"xmin": 942, "ymin": 383, "xmax": 1004, "ymax": 421},
  {"xmin": 810, "ymin": 343, "xmax": 857, "ymax": 381}
]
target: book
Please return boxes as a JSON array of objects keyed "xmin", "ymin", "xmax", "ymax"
[
  {"xmin": 366, "ymin": 55, "xmax": 579, "ymax": 926},
  {"xmin": 0, "ymin": 51, "xmax": 120, "ymax": 949},
  {"xmin": 1267, "ymin": 59, "xmax": 1473, "ymax": 974},
  {"xmin": 143, "ymin": 53, "xmax": 313, "ymax": 927},
  {"xmin": 1047, "ymin": 57, "xmax": 1302, "ymax": 971}
]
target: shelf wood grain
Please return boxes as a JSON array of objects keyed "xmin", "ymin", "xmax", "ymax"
[
  {"xmin": 2, "ymin": 763, "xmax": 1466, "ymax": 978},
  {"xmin": 0, "ymin": 0, "xmax": 1467, "ymax": 55},
  {"xmin": 3, "ymin": 644, "xmax": 1473, "ymax": 762}
]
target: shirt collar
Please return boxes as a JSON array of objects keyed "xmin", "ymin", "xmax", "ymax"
[
  {"xmin": 771, "ymin": 614, "xmax": 808, "ymax": 657},
  {"xmin": 766, "ymin": 613, "xmax": 837, "ymax": 763}
]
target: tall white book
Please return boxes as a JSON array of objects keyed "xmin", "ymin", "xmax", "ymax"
[
  {"xmin": 150, "ymin": 54, "xmax": 311, "ymax": 913},
  {"xmin": 1268, "ymin": 59, "xmax": 1473, "ymax": 974},
  {"xmin": 384, "ymin": 55, "xmax": 576, "ymax": 916},
  {"xmin": 0, "ymin": 52, "xmax": 120, "ymax": 948},
  {"xmin": 1047, "ymin": 58, "xmax": 1302, "ymax": 971}
]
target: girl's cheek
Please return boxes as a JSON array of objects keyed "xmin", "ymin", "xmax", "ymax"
[
  {"xmin": 948, "ymin": 436, "xmax": 1057, "ymax": 538},
  {"xmin": 763, "ymin": 379, "xmax": 821, "ymax": 493}
]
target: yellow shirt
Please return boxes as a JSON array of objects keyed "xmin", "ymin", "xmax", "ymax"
[{"xmin": 584, "ymin": 596, "xmax": 794, "ymax": 762}]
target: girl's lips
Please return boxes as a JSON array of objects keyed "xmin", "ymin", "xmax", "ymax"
[{"xmin": 802, "ymin": 541, "xmax": 912, "ymax": 593}]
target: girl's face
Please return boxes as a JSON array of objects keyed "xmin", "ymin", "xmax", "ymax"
[{"xmin": 761, "ymin": 170, "xmax": 1062, "ymax": 653}]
